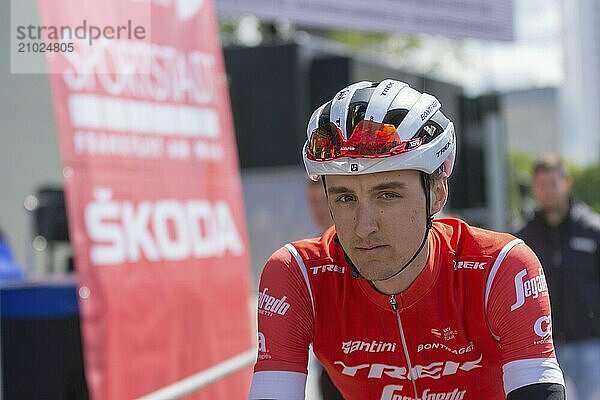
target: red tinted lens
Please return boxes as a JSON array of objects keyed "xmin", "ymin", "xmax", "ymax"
[
  {"xmin": 308, "ymin": 122, "xmax": 343, "ymax": 160},
  {"xmin": 347, "ymin": 120, "xmax": 401, "ymax": 155}
]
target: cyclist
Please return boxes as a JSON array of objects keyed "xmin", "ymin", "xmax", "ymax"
[{"xmin": 249, "ymin": 80, "xmax": 565, "ymax": 399}]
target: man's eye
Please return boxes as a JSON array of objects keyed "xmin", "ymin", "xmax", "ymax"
[
  {"xmin": 337, "ymin": 195, "xmax": 355, "ymax": 203},
  {"xmin": 380, "ymin": 192, "xmax": 400, "ymax": 199}
]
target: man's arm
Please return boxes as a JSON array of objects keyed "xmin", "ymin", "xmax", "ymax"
[
  {"xmin": 507, "ymin": 383, "xmax": 565, "ymax": 400},
  {"xmin": 248, "ymin": 246, "xmax": 314, "ymax": 400},
  {"xmin": 486, "ymin": 241, "xmax": 565, "ymax": 399}
]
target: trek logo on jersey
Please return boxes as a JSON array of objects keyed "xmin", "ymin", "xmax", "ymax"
[
  {"xmin": 257, "ymin": 288, "xmax": 291, "ymax": 317},
  {"xmin": 334, "ymin": 354, "xmax": 482, "ymax": 381},
  {"xmin": 310, "ymin": 264, "xmax": 345, "ymax": 275},
  {"xmin": 381, "ymin": 385, "xmax": 466, "ymax": 400},
  {"xmin": 431, "ymin": 327, "xmax": 457, "ymax": 341},
  {"xmin": 342, "ymin": 340, "xmax": 397, "ymax": 354},
  {"xmin": 417, "ymin": 341, "xmax": 474, "ymax": 355},
  {"xmin": 257, "ymin": 331, "xmax": 271, "ymax": 360},
  {"xmin": 510, "ymin": 268, "xmax": 548, "ymax": 311},
  {"xmin": 453, "ymin": 260, "xmax": 486, "ymax": 270}
]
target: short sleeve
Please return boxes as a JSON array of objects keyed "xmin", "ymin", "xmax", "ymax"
[
  {"xmin": 253, "ymin": 246, "xmax": 314, "ymax": 374},
  {"xmin": 486, "ymin": 241, "xmax": 564, "ymax": 394}
]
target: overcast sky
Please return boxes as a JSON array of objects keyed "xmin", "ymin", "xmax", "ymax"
[{"xmin": 445, "ymin": 0, "xmax": 563, "ymax": 94}]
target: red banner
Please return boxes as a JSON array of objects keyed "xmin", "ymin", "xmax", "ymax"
[{"xmin": 37, "ymin": 0, "xmax": 253, "ymax": 398}]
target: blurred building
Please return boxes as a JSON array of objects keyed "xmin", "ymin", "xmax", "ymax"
[
  {"xmin": 502, "ymin": 87, "xmax": 561, "ymax": 156},
  {"xmin": 560, "ymin": 0, "xmax": 600, "ymax": 165}
]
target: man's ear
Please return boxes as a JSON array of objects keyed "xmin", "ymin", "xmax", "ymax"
[{"xmin": 430, "ymin": 173, "xmax": 449, "ymax": 215}]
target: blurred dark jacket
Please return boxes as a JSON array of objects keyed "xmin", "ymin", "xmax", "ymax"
[{"xmin": 516, "ymin": 200, "xmax": 600, "ymax": 342}]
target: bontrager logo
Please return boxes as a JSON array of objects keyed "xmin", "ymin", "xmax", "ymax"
[
  {"xmin": 310, "ymin": 264, "xmax": 345, "ymax": 274},
  {"xmin": 453, "ymin": 260, "xmax": 486, "ymax": 270},
  {"xmin": 334, "ymin": 354, "xmax": 482, "ymax": 380},
  {"xmin": 417, "ymin": 341, "xmax": 474, "ymax": 355},
  {"xmin": 510, "ymin": 268, "xmax": 548, "ymax": 311},
  {"xmin": 342, "ymin": 340, "xmax": 396, "ymax": 354},
  {"xmin": 381, "ymin": 385, "xmax": 466, "ymax": 400},
  {"xmin": 257, "ymin": 288, "xmax": 290, "ymax": 316},
  {"xmin": 420, "ymin": 100, "xmax": 439, "ymax": 121}
]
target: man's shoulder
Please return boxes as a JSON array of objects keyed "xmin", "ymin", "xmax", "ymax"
[
  {"xmin": 289, "ymin": 226, "xmax": 337, "ymax": 263},
  {"xmin": 571, "ymin": 202, "xmax": 600, "ymax": 233},
  {"xmin": 433, "ymin": 217, "xmax": 518, "ymax": 257}
]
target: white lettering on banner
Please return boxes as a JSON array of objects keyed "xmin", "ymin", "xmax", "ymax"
[
  {"xmin": 417, "ymin": 341, "xmax": 474, "ymax": 355},
  {"xmin": 62, "ymin": 42, "xmax": 216, "ymax": 106},
  {"xmin": 310, "ymin": 264, "xmax": 345, "ymax": 275},
  {"xmin": 381, "ymin": 385, "xmax": 466, "ymax": 400},
  {"xmin": 510, "ymin": 268, "xmax": 548, "ymax": 311},
  {"xmin": 452, "ymin": 260, "xmax": 486, "ymax": 270},
  {"xmin": 342, "ymin": 340, "xmax": 397, "ymax": 354},
  {"xmin": 85, "ymin": 188, "xmax": 244, "ymax": 265},
  {"xmin": 257, "ymin": 288, "xmax": 291, "ymax": 317},
  {"xmin": 335, "ymin": 354, "xmax": 482, "ymax": 381}
]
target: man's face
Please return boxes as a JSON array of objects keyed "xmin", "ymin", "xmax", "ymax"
[
  {"xmin": 531, "ymin": 169, "xmax": 571, "ymax": 213},
  {"xmin": 326, "ymin": 170, "xmax": 428, "ymax": 281}
]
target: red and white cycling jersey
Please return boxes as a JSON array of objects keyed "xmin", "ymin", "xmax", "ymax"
[{"xmin": 249, "ymin": 218, "xmax": 564, "ymax": 399}]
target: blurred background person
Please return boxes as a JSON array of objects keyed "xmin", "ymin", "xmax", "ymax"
[
  {"xmin": 516, "ymin": 155, "xmax": 600, "ymax": 400},
  {"xmin": 306, "ymin": 177, "xmax": 333, "ymax": 233}
]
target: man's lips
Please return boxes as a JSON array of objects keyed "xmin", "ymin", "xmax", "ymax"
[{"xmin": 355, "ymin": 244, "xmax": 388, "ymax": 251}]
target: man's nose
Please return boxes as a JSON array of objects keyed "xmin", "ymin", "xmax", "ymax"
[{"xmin": 354, "ymin": 202, "xmax": 378, "ymax": 238}]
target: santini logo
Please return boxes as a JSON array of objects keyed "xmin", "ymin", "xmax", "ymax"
[{"xmin": 342, "ymin": 340, "xmax": 396, "ymax": 354}]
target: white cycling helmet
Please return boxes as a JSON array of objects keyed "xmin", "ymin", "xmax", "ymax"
[{"xmin": 302, "ymin": 79, "xmax": 456, "ymax": 181}]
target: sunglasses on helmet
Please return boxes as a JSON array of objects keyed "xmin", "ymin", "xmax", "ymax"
[{"xmin": 306, "ymin": 120, "xmax": 424, "ymax": 161}]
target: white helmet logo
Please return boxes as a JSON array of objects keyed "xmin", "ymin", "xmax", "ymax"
[{"xmin": 350, "ymin": 164, "xmax": 359, "ymax": 172}]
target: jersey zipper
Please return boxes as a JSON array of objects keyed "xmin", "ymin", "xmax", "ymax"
[{"xmin": 390, "ymin": 295, "xmax": 419, "ymax": 398}]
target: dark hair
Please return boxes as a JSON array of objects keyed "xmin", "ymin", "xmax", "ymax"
[{"xmin": 533, "ymin": 154, "xmax": 569, "ymax": 178}]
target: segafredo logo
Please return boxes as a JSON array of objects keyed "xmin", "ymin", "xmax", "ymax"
[
  {"xmin": 258, "ymin": 288, "xmax": 291, "ymax": 317},
  {"xmin": 342, "ymin": 340, "xmax": 397, "ymax": 354},
  {"xmin": 381, "ymin": 385, "xmax": 466, "ymax": 400},
  {"xmin": 85, "ymin": 188, "xmax": 244, "ymax": 265},
  {"xmin": 334, "ymin": 354, "xmax": 482, "ymax": 380},
  {"xmin": 510, "ymin": 267, "xmax": 548, "ymax": 311}
]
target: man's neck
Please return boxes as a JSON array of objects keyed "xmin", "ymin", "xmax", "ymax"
[
  {"xmin": 542, "ymin": 200, "xmax": 570, "ymax": 227},
  {"xmin": 370, "ymin": 241, "xmax": 430, "ymax": 295}
]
